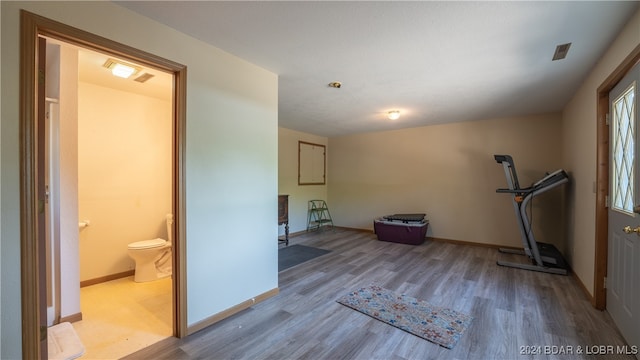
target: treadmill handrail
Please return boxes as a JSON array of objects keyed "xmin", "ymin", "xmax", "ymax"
[{"xmin": 494, "ymin": 154, "xmax": 521, "ymax": 190}]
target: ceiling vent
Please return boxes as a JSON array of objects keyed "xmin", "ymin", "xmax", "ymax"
[
  {"xmin": 552, "ymin": 43, "xmax": 572, "ymax": 61},
  {"xmin": 134, "ymin": 73, "xmax": 155, "ymax": 83}
]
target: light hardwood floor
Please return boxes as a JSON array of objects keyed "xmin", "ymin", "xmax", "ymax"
[{"xmin": 124, "ymin": 228, "xmax": 634, "ymax": 360}]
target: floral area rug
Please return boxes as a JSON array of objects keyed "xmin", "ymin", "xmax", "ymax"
[{"xmin": 336, "ymin": 285, "xmax": 473, "ymax": 349}]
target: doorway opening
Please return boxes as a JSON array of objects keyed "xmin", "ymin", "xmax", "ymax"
[
  {"xmin": 20, "ymin": 10, "xmax": 187, "ymax": 359},
  {"xmin": 45, "ymin": 36, "xmax": 173, "ymax": 358}
]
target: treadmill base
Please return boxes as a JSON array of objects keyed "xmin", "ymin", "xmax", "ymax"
[
  {"xmin": 498, "ymin": 242, "xmax": 568, "ymax": 275},
  {"xmin": 497, "ymin": 260, "xmax": 568, "ymax": 275}
]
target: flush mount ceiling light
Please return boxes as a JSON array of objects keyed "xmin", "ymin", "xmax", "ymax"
[
  {"xmin": 387, "ymin": 110, "xmax": 400, "ymax": 120},
  {"xmin": 103, "ymin": 58, "xmax": 141, "ymax": 79}
]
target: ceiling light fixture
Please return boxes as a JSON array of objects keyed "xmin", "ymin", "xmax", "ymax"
[
  {"xmin": 387, "ymin": 110, "xmax": 400, "ymax": 120},
  {"xmin": 111, "ymin": 63, "xmax": 136, "ymax": 78},
  {"xmin": 103, "ymin": 58, "xmax": 140, "ymax": 79},
  {"xmin": 328, "ymin": 81, "xmax": 342, "ymax": 89}
]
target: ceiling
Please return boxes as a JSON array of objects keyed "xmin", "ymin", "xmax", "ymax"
[
  {"xmin": 115, "ymin": 1, "xmax": 640, "ymax": 138},
  {"xmin": 77, "ymin": 49, "xmax": 173, "ymax": 102}
]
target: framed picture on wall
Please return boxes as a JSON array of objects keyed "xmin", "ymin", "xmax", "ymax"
[{"xmin": 298, "ymin": 141, "xmax": 326, "ymax": 185}]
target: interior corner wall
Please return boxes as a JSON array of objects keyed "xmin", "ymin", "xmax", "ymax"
[
  {"xmin": 1, "ymin": 2, "xmax": 278, "ymax": 356},
  {"xmin": 328, "ymin": 113, "xmax": 564, "ymax": 248},
  {"xmin": 562, "ymin": 8, "xmax": 640, "ymax": 297},
  {"xmin": 278, "ymin": 127, "xmax": 328, "ymax": 234}
]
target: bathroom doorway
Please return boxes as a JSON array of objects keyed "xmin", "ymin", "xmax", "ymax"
[
  {"xmin": 20, "ymin": 11, "xmax": 187, "ymax": 359},
  {"xmin": 45, "ymin": 37, "xmax": 173, "ymax": 358}
]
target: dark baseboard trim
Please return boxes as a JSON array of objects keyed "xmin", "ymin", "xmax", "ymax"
[
  {"xmin": 80, "ymin": 269, "xmax": 135, "ymax": 288},
  {"xmin": 333, "ymin": 226, "xmax": 374, "ymax": 233},
  {"xmin": 59, "ymin": 312, "xmax": 82, "ymax": 323}
]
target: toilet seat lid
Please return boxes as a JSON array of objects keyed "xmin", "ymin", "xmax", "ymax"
[{"xmin": 128, "ymin": 238, "xmax": 166, "ymax": 250}]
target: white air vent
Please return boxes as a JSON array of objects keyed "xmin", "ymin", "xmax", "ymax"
[
  {"xmin": 134, "ymin": 73, "xmax": 155, "ymax": 83},
  {"xmin": 552, "ymin": 43, "xmax": 572, "ymax": 61}
]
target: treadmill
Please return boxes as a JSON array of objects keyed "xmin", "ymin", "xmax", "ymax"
[{"xmin": 494, "ymin": 154, "xmax": 569, "ymax": 275}]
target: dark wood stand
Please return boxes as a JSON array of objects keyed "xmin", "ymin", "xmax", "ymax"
[{"xmin": 278, "ymin": 195, "xmax": 289, "ymax": 246}]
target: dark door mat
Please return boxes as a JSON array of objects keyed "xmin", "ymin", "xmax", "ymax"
[{"xmin": 278, "ymin": 244, "xmax": 331, "ymax": 272}]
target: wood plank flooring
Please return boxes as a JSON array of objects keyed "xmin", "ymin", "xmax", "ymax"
[{"xmin": 124, "ymin": 228, "xmax": 634, "ymax": 360}]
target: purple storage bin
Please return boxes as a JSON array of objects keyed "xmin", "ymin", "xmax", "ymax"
[{"xmin": 374, "ymin": 217, "xmax": 428, "ymax": 245}]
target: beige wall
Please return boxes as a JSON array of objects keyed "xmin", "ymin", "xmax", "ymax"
[
  {"xmin": 278, "ymin": 127, "xmax": 329, "ymax": 234},
  {"xmin": 328, "ymin": 114, "xmax": 565, "ymax": 248},
  {"xmin": 78, "ymin": 81, "xmax": 172, "ymax": 281},
  {"xmin": 1, "ymin": 2, "xmax": 278, "ymax": 358},
  {"xmin": 562, "ymin": 9, "xmax": 640, "ymax": 296}
]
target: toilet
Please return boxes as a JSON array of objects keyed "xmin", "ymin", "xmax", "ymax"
[{"xmin": 127, "ymin": 214, "xmax": 173, "ymax": 282}]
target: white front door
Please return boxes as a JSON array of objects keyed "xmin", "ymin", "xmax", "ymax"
[{"xmin": 607, "ymin": 61, "xmax": 640, "ymax": 356}]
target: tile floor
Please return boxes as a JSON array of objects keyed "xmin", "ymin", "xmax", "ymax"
[{"xmin": 72, "ymin": 276, "xmax": 172, "ymax": 359}]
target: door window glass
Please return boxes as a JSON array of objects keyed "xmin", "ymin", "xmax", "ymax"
[{"xmin": 612, "ymin": 82, "xmax": 636, "ymax": 214}]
